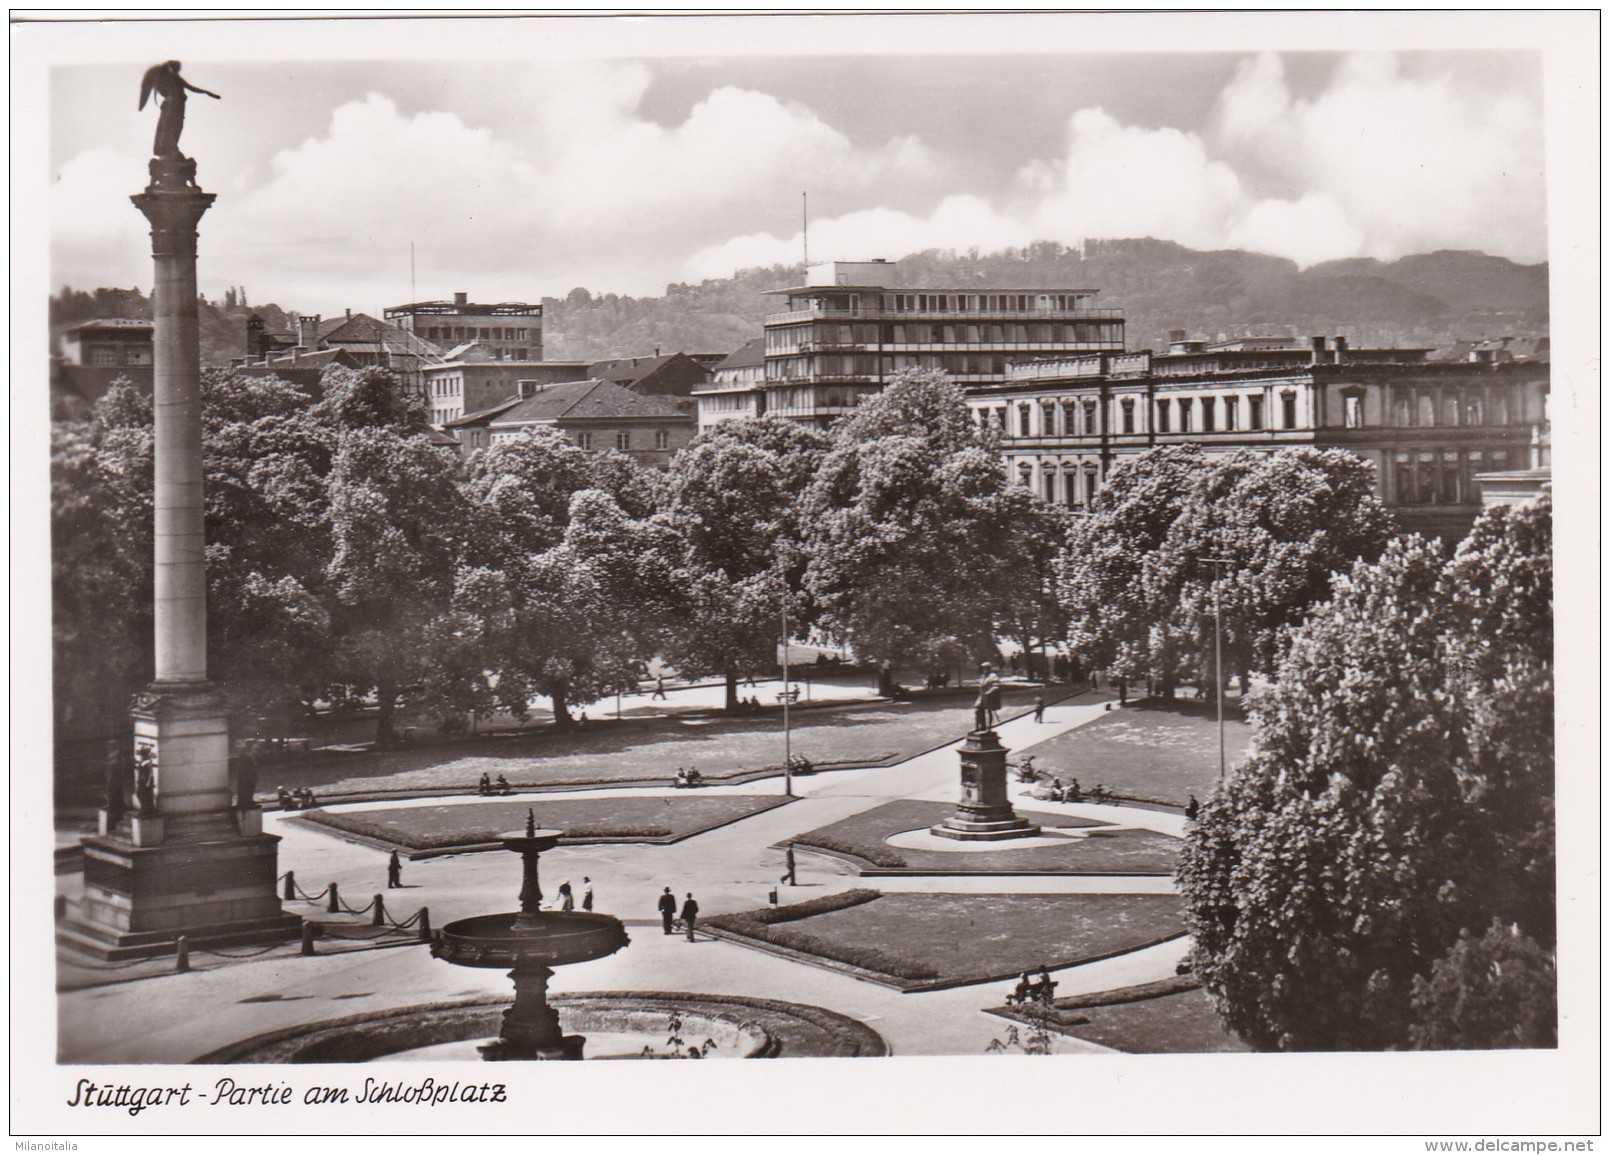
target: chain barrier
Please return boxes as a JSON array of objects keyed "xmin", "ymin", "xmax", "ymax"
[{"xmin": 191, "ymin": 940, "xmax": 286, "ymax": 960}]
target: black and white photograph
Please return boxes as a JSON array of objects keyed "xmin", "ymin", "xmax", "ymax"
[{"xmin": 12, "ymin": 9, "xmax": 1599, "ymax": 1142}]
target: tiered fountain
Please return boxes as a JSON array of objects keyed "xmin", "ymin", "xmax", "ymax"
[{"xmin": 430, "ymin": 810, "xmax": 629, "ymax": 1060}]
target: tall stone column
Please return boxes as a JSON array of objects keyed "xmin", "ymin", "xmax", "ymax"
[{"xmin": 60, "ymin": 156, "xmax": 299, "ymax": 960}]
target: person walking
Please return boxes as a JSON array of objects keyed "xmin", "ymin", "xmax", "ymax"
[
  {"xmin": 681, "ymin": 892, "xmax": 700, "ymax": 941},
  {"xmin": 652, "ymin": 676, "xmax": 667, "ymax": 701},
  {"xmin": 582, "ymin": 877, "xmax": 594, "ymax": 912},
  {"xmin": 657, "ymin": 886, "xmax": 677, "ymax": 934},
  {"xmin": 558, "ymin": 880, "xmax": 574, "ymax": 911},
  {"xmin": 1033, "ymin": 694, "xmax": 1045, "ymax": 723},
  {"xmin": 1185, "ymin": 794, "xmax": 1200, "ymax": 821},
  {"xmin": 780, "ymin": 844, "xmax": 797, "ymax": 887},
  {"xmin": 386, "ymin": 849, "xmax": 402, "ymax": 889}
]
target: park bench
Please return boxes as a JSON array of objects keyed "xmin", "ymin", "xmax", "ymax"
[
  {"xmin": 1005, "ymin": 978, "xmax": 1058, "ymax": 1006},
  {"xmin": 776, "ymin": 688, "xmax": 801, "ymax": 704}
]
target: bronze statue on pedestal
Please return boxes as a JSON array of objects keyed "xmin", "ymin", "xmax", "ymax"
[{"xmin": 138, "ymin": 61, "xmax": 219, "ymax": 163}]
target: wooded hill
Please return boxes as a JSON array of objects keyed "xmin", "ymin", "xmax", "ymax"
[{"xmin": 52, "ymin": 240, "xmax": 1548, "ymax": 368}]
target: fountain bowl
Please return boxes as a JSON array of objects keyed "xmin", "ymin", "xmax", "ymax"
[{"xmin": 432, "ymin": 911, "xmax": 629, "ymax": 970}]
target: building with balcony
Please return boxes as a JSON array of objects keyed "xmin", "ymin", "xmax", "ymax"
[
  {"xmin": 719, "ymin": 259, "xmax": 1127, "ymax": 430},
  {"xmin": 691, "ymin": 338, "xmax": 766, "ymax": 432},
  {"xmin": 384, "ymin": 291, "xmax": 542, "ymax": 362},
  {"xmin": 974, "ymin": 335, "xmax": 1550, "ymax": 539}
]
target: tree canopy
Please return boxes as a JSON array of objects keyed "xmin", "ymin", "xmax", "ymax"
[
  {"xmin": 1177, "ymin": 497, "xmax": 1554, "ymax": 1051},
  {"xmin": 1059, "ymin": 446, "xmax": 1393, "ymax": 693}
]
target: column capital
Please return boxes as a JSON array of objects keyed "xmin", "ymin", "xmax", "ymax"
[{"xmin": 131, "ymin": 183, "xmax": 216, "ymax": 236}]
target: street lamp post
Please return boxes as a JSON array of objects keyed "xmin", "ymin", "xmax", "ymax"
[
  {"xmin": 1203, "ymin": 556, "xmax": 1231, "ymax": 783},
  {"xmin": 781, "ymin": 594, "xmax": 793, "ymax": 798}
]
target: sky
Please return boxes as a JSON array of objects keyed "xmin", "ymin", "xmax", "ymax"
[{"xmin": 40, "ymin": 17, "xmax": 1548, "ymax": 317}]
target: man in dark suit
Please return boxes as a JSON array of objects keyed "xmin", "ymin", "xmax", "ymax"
[
  {"xmin": 657, "ymin": 886, "xmax": 677, "ymax": 935},
  {"xmin": 681, "ymin": 893, "xmax": 700, "ymax": 941}
]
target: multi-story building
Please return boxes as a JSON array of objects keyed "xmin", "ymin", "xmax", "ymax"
[
  {"xmin": 421, "ymin": 359, "xmax": 590, "ymax": 427},
  {"xmin": 457, "ymin": 378, "xmax": 695, "ymax": 468},
  {"xmin": 691, "ymin": 337, "xmax": 766, "ymax": 431},
  {"xmin": 727, "ymin": 259, "xmax": 1127, "ymax": 429},
  {"xmin": 384, "ymin": 292, "xmax": 542, "ymax": 362},
  {"xmin": 58, "ymin": 318, "xmax": 155, "ymax": 369},
  {"xmin": 973, "ymin": 335, "xmax": 1550, "ymax": 539}
]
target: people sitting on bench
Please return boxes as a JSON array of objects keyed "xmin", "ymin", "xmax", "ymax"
[
  {"xmin": 924, "ymin": 671, "xmax": 950, "ymax": 690},
  {"xmin": 493, "ymin": 773, "xmax": 512, "ymax": 796},
  {"xmin": 277, "ymin": 785, "xmax": 295, "ymax": 809},
  {"xmin": 777, "ymin": 685, "xmax": 801, "ymax": 704},
  {"xmin": 1007, "ymin": 966, "xmax": 1058, "ymax": 1005},
  {"xmin": 1014, "ymin": 756, "xmax": 1040, "ymax": 783},
  {"xmin": 478, "ymin": 772, "xmax": 493, "ymax": 796},
  {"xmin": 1064, "ymin": 778, "xmax": 1083, "ymax": 803},
  {"xmin": 788, "ymin": 754, "xmax": 814, "ymax": 776},
  {"xmin": 293, "ymin": 787, "xmax": 316, "ymax": 809}
]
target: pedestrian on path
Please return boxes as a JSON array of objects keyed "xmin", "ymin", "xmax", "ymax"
[
  {"xmin": 780, "ymin": 844, "xmax": 796, "ymax": 887},
  {"xmin": 559, "ymin": 880, "xmax": 574, "ymax": 911},
  {"xmin": 386, "ymin": 849, "xmax": 402, "ymax": 889},
  {"xmin": 1033, "ymin": 695, "xmax": 1045, "ymax": 723},
  {"xmin": 1185, "ymin": 795, "xmax": 1200, "ymax": 821},
  {"xmin": 681, "ymin": 892, "xmax": 699, "ymax": 941},
  {"xmin": 657, "ymin": 887, "xmax": 677, "ymax": 934},
  {"xmin": 582, "ymin": 877, "xmax": 594, "ymax": 911},
  {"xmin": 652, "ymin": 676, "xmax": 667, "ymax": 701}
]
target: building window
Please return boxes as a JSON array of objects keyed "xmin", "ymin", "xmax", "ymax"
[
  {"xmin": 616, "ymin": 431, "xmax": 631, "ymax": 451},
  {"xmin": 89, "ymin": 347, "xmax": 120, "ymax": 367},
  {"xmin": 1394, "ymin": 451, "xmax": 1414, "ymax": 502},
  {"xmin": 1043, "ymin": 468, "xmax": 1057, "ymax": 504},
  {"xmin": 1018, "ymin": 403, "xmax": 1033, "ymax": 438},
  {"xmin": 1465, "ymin": 396, "xmax": 1484, "ymax": 425},
  {"xmin": 655, "ymin": 429, "xmax": 670, "ymax": 450},
  {"xmin": 1493, "ymin": 392, "xmax": 1510, "ymax": 425},
  {"xmin": 1018, "ymin": 463, "xmax": 1033, "ymax": 488},
  {"xmin": 1441, "ymin": 450, "xmax": 1463, "ymax": 503},
  {"xmin": 1082, "ymin": 400, "xmax": 1098, "ymax": 436},
  {"xmin": 1120, "ymin": 399, "xmax": 1135, "ymax": 434},
  {"xmin": 1084, "ymin": 464, "xmax": 1099, "ymax": 503},
  {"xmin": 1444, "ymin": 396, "xmax": 1460, "ymax": 426},
  {"xmin": 576, "ymin": 432, "xmax": 592, "ymax": 450},
  {"xmin": 1179, "ymin": 398, "xmax": 1192, "ymax": 433},
  {"xmin": 1281, "ymin": 391, "xmax": 1298, "ymax": 430},
  {"xmin": 1224, "ymin": 396, "xmax": 1239, "ymax": 431},
  {"xmin": 1249, "ymin": 396, "xmax": 1264, "ymax": 430},
  {"xmin": 1343, "ymin": 391, "xmax": 1365, "ymax": 429},
  {"xmin": 1063, "ymin": 469, "xmax": 1079, "ymax": 508},
  {"xmin": 1201, "ymin": 397, "xmax": 1216, "ymax": 432},
  {"xmin": 1395, "ymin": 396, "xmax": 1413, "ymax": 427},
  {"xmin": 1418, "ymin": 394, "xmax": 1435, "ymax": 426},
  {"xmin": 1043, "ymin": 402, "xmax": 1057, "ymax": 436},
  {"xmin": 1156, "ymin": 399, "xmax": 1171, "ymax": 433},
  {"xmin": 1062, "ymin": 401, "xmax": 1078, "ymax": 436},
  {"xmin": 1415, "ymin": 452, "xmax": 1437, "ymax": 503}
]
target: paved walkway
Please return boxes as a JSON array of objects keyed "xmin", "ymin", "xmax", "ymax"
[{"xmin": 57, "ymin": 698, "xmax": 1191, "ymax": 1062}]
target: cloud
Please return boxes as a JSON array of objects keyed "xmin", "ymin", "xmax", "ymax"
[{"xmin": 49, "ymin": 53, "xmax": 1544, "ymax": 311}]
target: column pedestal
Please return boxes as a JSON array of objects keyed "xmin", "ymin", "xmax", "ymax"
[{"xmin": 931, "ymin": 729, "xmax": 1041, "ymax": 841}]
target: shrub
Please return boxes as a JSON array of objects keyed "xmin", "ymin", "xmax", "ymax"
[{"xmin": 1409, "ymin": 921, "xmax": 1557, "ymax": 1050}]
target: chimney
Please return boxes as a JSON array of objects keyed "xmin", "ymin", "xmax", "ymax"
[
  {"xmin": 454, "ymin": 292, "xmax": 468, "ymax": 307},
  {"xmin": 1310, "ymin": 335, "xmax": 1327, "ymax": 365},
  {"xmin": 346, "ymin": 307, "xmax": 352, "ymax": 321},
  {"xmin": 298, "ymin": 313, "xmax": 321, "ymax": 350},
  {"xmin": 1333, "ymin": 335, "xmax": 1348, "ymax": 363}
]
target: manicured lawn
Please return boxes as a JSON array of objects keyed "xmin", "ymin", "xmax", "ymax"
[
  {"xmin": 794, "ymin": 799, "xmax": 1180, "ymax": 874},
  {"xmin": 1019, "ymin": 698, "xmax": 1254, "ymax": 806},
  {"xmin": 712, "ymin": 892, "xmax": 1185, "ymax": 989},
  {"xmin": 1055, "ymin": 987, "xmax": 1250, "ymax": 1054},
  {"xmin": 261, "ymin": 687, "xmax": 1058, "ymax": 801},
  {"xmin": 302, "ymin": 795, "xmax": 791, "ymax": 852}
]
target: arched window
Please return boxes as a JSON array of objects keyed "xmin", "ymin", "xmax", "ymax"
[
  {"xmin": 1444, "ymin": 396, "xmax": 1460, "ymax": 426},
  {"xmin": 1394, "ymin": 396, "xmax": 1413, "ymax": 427},
  {"xmin": 1417, "ymin": 394, "xmax": 1435, "ymax": 426},
  {"xmin": 1465, "ymin": 396, "xmax": 1484, "ymax": 425}
]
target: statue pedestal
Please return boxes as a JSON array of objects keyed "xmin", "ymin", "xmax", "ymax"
[{"xmin": 931, "ymin": 730, "xmax": 1041, "ymax": 842}]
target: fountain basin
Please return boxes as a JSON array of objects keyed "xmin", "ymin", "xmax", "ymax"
[{"xmin": 432, "ymin": 911, "xmax": 629, "ymax": 969}]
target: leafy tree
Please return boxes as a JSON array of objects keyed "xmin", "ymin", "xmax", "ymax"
[
  {"xmin": 1178, "ymin": 498, "xmax": 1553, "ymax": 1051},
  {"xmin": 324, "ymin": 426, "xmax": 466, "ymax": 746},
  {"xmin": 1408, "ymin": 920, "xmax": 1557, "ymax": 1050},
  {"xmin": 659, "ymin": 418, "xmax": 828, "ymax": 711},
  {"xmin": 1059, "ymin": 447, "xmax": 1392, "ymax": 693},
  {"xmin": 1058, "ymin": 445, "xmax": 1205, "ymax": 693},
  {"xmin": 455, "ymin": 429, "xmax": 667, "ymax": 727},
  {"xmin": 803, "ymin": 370, "xmax": 1028, "ymax": 692}
]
